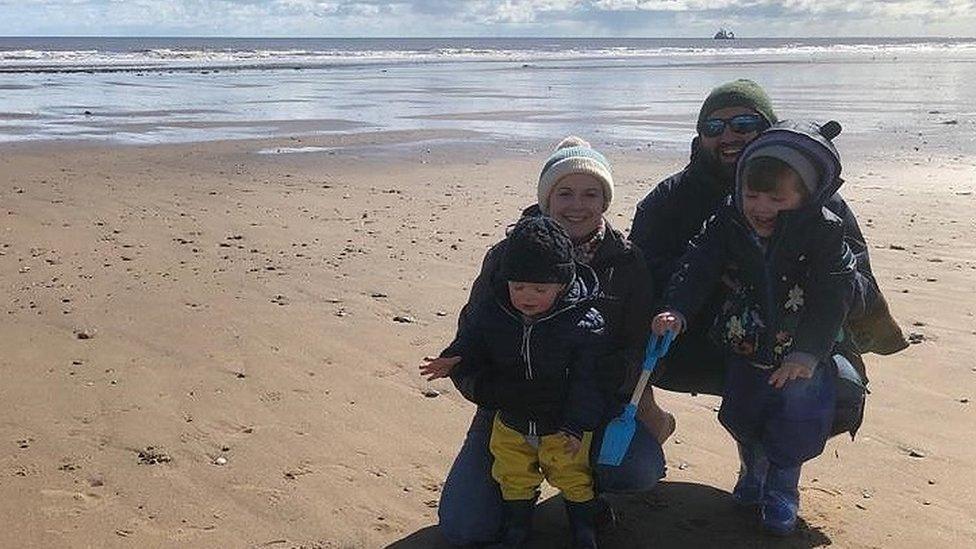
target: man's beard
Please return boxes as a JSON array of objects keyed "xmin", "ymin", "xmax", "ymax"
[{"xmin": 699, "ymin": 146, "xmax": 737, "ymax": 185}]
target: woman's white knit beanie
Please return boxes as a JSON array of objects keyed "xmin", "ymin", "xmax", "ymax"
[{"xmin": 537, "ymin": 136, "xmax": 614, "ymax": 214}]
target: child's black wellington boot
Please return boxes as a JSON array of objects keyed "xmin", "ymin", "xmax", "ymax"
[
  {"xmin": 564, "ymin": 499, "xmax": 598, "ymax": 549},
  {"xmin": 499, "ymin": 499, "xmax": 535, "ymax": 548},
  {"xmin": 592, "ymin": 495, "xmax": 617, "ymax": 532}
]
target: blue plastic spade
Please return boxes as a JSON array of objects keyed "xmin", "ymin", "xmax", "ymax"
[{"xmin": 597, "ymin": 330, "xmax": 674, "ymax": 466}]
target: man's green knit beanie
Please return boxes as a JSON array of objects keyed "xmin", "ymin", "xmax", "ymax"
[{"xmin": 697, "ymin": 79, "xmax": 778, "ymax": 131}]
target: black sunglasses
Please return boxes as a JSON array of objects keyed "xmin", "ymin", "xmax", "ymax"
[{"xmin": 699, "ymin": 113, "xmax": 766, "ymax": 137}]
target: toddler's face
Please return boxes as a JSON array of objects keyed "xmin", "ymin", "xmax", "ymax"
[
  {"xmin": 507, "ymin": 281, "xmax": 564, "ymax": 318},
  {"xmin": 742, "ymin": 174, "xmax": 806, "ymax": 237}
]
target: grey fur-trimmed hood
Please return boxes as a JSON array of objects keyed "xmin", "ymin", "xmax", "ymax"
[{"xmin": 734, "ymin": 119, "xmax": 844, "ymax": 213}]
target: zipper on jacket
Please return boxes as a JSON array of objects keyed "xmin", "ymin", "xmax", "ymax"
[
  {"xmin": 763, "ymin": 260, "xmax": 776, "ymax": 361},
  {"xmin": 761, "ymin": 221, "xmax": 787, "ymax": 363},
  {"xmin": 521, "ymin": 323, "xmax": 534, "ymax": 380},
  {"xmin": 496, "ymin": 287, "xmax": 584, "ymax": 435},
  {"xmin": 511, "ymin": 299, "xmax": 579, "ymax": 383}
]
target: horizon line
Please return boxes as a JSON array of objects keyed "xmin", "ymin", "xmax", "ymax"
[{"xmin": 2, "ymin": 34, "xmax": 975, "ymax": 40}]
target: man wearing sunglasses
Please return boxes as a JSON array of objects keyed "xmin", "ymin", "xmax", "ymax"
[
  {"xmin": 628, "ymin": 79, "xmax": 778, "ymax": 403},
  {"xmin": 629, "ymin": 79, "xmax": 906, "ymax": 413}
]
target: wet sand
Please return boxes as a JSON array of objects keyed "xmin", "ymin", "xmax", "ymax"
[{"xmin": 0, "ymin": 130, "xmax": 974, "ymax": 548}]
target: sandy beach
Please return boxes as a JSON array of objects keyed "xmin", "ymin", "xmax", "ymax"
[{"xmin": 0, "ymin": 126, "xmax": 974, "ymax": 548}]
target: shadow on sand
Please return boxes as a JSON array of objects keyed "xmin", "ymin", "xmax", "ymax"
[{"xmin": 387, "ymin": 480, "xmax": 832, "ymax": 548}]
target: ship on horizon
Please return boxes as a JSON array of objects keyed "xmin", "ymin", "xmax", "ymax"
[{"xmin": 714, "ymin": 28, "xmax": 735, "ymax": 40}]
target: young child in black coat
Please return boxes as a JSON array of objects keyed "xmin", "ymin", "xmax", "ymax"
[{"xmin": 424, "ymin": 216, "xmax": 609, "ymax": 548}]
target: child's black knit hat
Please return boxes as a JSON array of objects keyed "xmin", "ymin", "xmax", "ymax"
[{"xmin": 501, "ymin": 216, "xmax": 575, "ymax": 284}]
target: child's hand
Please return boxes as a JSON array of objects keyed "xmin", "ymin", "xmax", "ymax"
[
  {"xmin": 651, "ymin": 311, "xmax": 683, "ymax": 336},
  {"xmin": 768, "ymin": 362, "xmax": 814, "ymax": 389},
  {"xmin": 562, "ymin": 432, "xmax": 583, "ymax": 456},
  {"xmin": 419, "ymin": 356, "xmax": 461, "ymax": 381}
]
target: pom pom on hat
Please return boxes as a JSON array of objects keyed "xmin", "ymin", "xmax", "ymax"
[
  {"xmin": 537, "ymin": 136, "xmax": 614, "ymax": 215},
  {"xmin": 554, "ymin": 135, "xmax": 590, "ymax": 149}
]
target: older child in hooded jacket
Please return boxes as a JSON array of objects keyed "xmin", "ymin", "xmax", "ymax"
[{"xmin": 653, "ymin": 120, "xmax": 855, "ymax": 535}]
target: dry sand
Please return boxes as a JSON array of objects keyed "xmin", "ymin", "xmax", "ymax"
[{"xmin": 0, "ymin": 130, "xmax": 974, "ymax": 548}]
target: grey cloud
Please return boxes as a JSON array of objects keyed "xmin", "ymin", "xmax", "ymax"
[{"xmin": 1, "ymin": 0, "xmax": 974, "ymax": 36}]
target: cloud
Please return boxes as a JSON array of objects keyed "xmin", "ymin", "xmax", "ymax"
[
  {"xmin": 592, "ymin": 1, "xmax": 741, "ymax": 10},
  {"xmin": 1, "ymin": 0, "xmax": 974, "ymax": 36}
]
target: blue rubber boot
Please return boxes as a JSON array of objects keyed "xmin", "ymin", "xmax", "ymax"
[
  {"xmin": 564, "ymin": 499, "xmax": 598, "ymax": 549},
  {"xmin": 761, "ymin": 464, "xmax": 802, "ymax": 536},
  {"xmin": 732, "ymin": 441, "xmax": 769, "ymax": 508}
]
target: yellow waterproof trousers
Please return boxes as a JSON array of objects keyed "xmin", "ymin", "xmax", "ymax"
[{"xmin": 489, "ymin": 414, "xmax": 594, "ymax": 503}]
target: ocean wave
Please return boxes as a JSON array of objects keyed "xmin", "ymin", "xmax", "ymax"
[{"xmin": 2, "ymin": 40, "xmax": 975, "ymax": 74}]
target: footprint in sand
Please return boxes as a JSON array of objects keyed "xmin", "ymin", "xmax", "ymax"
[
  {"xmin": 11, "ymin": 463, "xmax": 38, "ymax": 477},
  {"xmin": 283, "ymin": 462, "xmax": 313, "ymax": 480},
  {"xmin": 39, "ymin": 488, "xmax": 105, "ymax": 518},
  {"xmin": 58, "ymin": 460, "xmax": 81, "ymax": 472}
]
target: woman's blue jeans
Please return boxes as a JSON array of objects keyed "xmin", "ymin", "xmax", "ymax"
[{"xmin": 437, "ymin": 407, "xmax": 666, "ymax": 546}]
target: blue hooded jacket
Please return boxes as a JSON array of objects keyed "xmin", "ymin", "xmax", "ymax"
[{"xmin": 663, "ymin": 120, "xmax": 857, "ymax": 368}]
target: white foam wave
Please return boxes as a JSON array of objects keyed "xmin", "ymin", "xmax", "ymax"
[{"xmin": 2, "ymin": 40, "xmax": 976, "ymax": 73}]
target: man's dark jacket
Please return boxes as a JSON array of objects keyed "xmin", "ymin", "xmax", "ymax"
[{"xmin": 631, "ymin": 133, "xmax": 907, "ymax": 393}]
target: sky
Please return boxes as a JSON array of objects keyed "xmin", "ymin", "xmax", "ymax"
[{"xmin": 2, "ymin": 0, "xmax": 975, "ymax": 38}]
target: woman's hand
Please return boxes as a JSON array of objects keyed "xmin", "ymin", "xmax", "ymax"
[
  {"xmin": 651, "ymin": 311, "xmax": 684, "ymax": 336},
  {"xmin": 768, "ymin": 361, "xmax": 814, "ymax": 389},
  {"xmin": 419, "ymin": 356, "xmax": 461, "ymax": 381}
]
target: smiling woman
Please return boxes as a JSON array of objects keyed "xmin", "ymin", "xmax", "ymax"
[
  {"xmin": 548, "ymin": 173, "xmax": 606, "ymax": 239},
  {"xmin": 431, "ymin": 135, "xmax": 674, "ymax": 545},
  {"xmin": 537, "ymin": 136, "xmax": 613, "ymax": 241}
]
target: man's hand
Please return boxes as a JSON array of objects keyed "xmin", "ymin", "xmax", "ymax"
[
  {"xmin": 562, "ymin": 432, "xmax": 583, "ymax": 456},
  {"xmin": 768, "ymin": 361, "xmax": 814, "ymax": 389},
  {"xmin": 419, "ymin": 356, "xmax": 461, "ymax": 381},
  {"xmin": 651, "ymin": 311, "xmax": 684, "ymax": 336}
]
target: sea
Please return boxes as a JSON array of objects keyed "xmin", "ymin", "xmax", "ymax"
[{"xmin": 2, "ymin": 37, "xmax": 975, "ymax": 150}]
